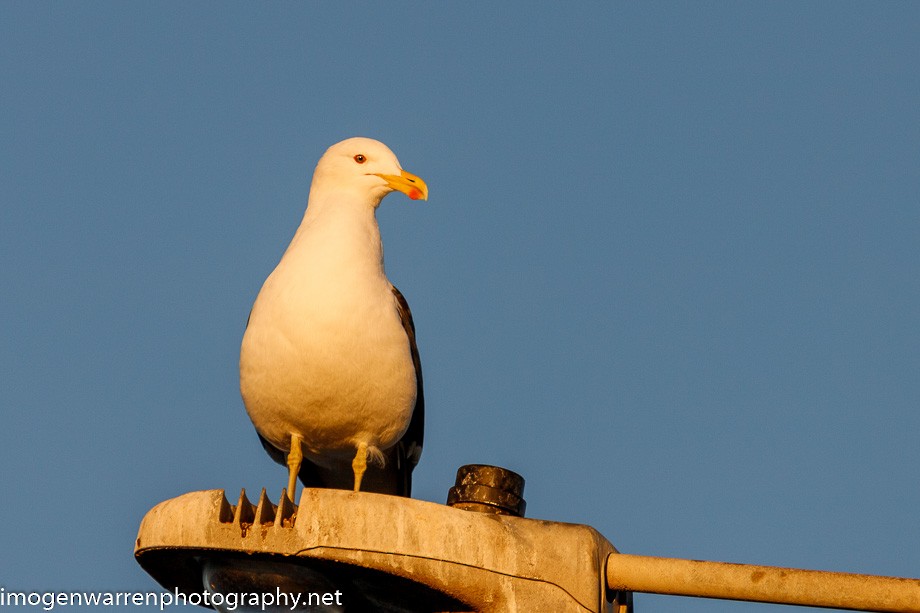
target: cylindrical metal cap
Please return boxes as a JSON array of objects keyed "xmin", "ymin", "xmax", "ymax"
[{"xmin": 446, "ymin": 464, "xmax": 526, "ymax": 517}]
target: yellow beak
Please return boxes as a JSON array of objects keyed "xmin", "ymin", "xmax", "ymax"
[{"xmin": 374, "ymin": 169, "xmax": 428, "ymax": 201}]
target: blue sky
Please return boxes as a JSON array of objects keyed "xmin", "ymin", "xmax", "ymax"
[{"xmin": 1, "ymin": 3, "xmax": 918, "ymax": 611}]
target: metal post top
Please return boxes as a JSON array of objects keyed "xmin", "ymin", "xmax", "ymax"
[
  {"xmin": 135, "ymin": 487, "xmax": 617, "ymax": 613},
  {"xmin": 134, "ymin": 473, "xmax": 920, "ymax": 612}
]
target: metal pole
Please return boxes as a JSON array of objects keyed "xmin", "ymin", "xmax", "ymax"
[{"xmin": 606, "ymin": 553, "xmax": 920, "ymax": 612}]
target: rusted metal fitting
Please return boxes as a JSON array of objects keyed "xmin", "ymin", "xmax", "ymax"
[{"xmin": 446, "ymin": 464, "xmax": 526, "ymax": 517}]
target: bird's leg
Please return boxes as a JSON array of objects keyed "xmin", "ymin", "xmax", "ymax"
[
  {"xmin": 352, "ymin": 442, "xmax": 368, "ymax": 492},
  {"xmin": 287, "ymin": 433, "xmax": 303, "ymax": 501}
]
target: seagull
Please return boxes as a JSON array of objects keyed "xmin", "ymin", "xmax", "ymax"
[{"xmin": 239, "ymin": 137, "xmax": 427, "ymax": 500}]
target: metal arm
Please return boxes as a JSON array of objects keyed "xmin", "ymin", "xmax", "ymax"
[{"xmin": 606, "ymin": 553, "xmax": 920, "ymax": 612}]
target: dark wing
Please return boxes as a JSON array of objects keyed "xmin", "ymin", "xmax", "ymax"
[{"xmin": 390, "ymin": 285, "xmax": 424, "ymax": 497}]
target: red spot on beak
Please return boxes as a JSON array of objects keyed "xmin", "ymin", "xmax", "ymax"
[{"xmin": 408, "ymin": 188, "xmax": 422, "ymax": 200}]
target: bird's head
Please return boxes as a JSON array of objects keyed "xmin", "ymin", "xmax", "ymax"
[{"xmin": 310, "ymin": 137, "xmax": 428, "ymax": 208}]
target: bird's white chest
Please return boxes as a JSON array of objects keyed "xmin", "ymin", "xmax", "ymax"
[{"xmin": 239, "ymin": 220, "xmax": 416, "ymax": 459}]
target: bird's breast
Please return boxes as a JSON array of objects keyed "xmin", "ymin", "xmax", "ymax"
[{"xmin": 240, "ymin": 260, "xmax": 417, "ymax": 456}]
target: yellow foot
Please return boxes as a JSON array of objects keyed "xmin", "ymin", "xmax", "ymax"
[
  {"xmin": 287, "ymin": 433, "xmax": 303, "ymax": 502},
  {"xmin": 352, "ymin": 442, "xmax": 368, "ymax": 492}
]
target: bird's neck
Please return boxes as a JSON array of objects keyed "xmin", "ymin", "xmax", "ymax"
[{"xmin": 287, "ymin": 196, "xmax": 386, "ymax": 278}]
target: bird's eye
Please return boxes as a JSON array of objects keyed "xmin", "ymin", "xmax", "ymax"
[{"xmin": 353, "ymin": 154, "xmax": 367, "ymax": 164}]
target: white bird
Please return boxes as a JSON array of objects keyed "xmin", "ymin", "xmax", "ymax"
[{"xmin": 240, "ymin": 137, "xmax": 427, "ymax": 500}]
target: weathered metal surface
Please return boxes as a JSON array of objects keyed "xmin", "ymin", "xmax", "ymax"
[{"xmin": 135, "ymin": 488, "xmax": 620, "ymax": 612}]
